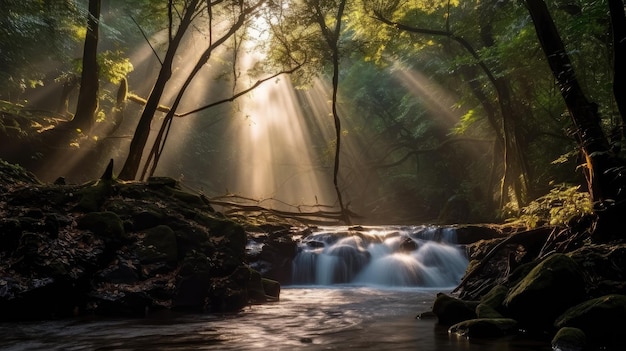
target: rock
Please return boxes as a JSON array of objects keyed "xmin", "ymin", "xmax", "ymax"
[
  {"xmin": 448, "ymin": 318, "xmax": 518, "ymax": 338},
  {"xmin": 432, "ymin": 293, "xmax": 478, "ymax": 325},
  {"xmin": 399, "ymin": 237, "xmax": 418, "ymax": 252},
  {"xmin": 0, "ymin": 159, "xmax": 294, "ymax": 320},
  {"xmin": 247, "ymin": 269, "xmax": 267, "ymax": 303},
  {"xmin": 503, "ymin": 254, "xmax": 586, "ymax": 329},
  {"xmin": 132, "ymin": 210, "xmax": 165, "ymax": 231},
  {"xmin": 74, "ymin": 180, "xmax": 113, "ymax": 213},
  {"xmin": 262, "ymin": 278, "xmax": 280, "ymax": 301},
  {"xmin": 554, "ymin": 294, "xmax": 626, "ymax": 341},
  {"xmin": 137, "ymin": 225, "xmax": 178, "ymax": 264},
  {"xmin": 476, "ymin": 285, "xmax": 507, "ymax": 319},
  {"xmin": 551, "ymin": 327, "xmax": 586, "ymax": 351},
  {"xmin": 77, "ymin": 211, "xmax": 128, "ymax": 245}
]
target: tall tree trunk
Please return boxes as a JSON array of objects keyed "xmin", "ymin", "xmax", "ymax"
[
  {"xmin": 118, "ymin": 0, "xmax": 200, "ymax": 180},
  {"xmin": 524, "ymin": 0, "xmax": 613, "ymax": 201},
  {"xmin": 312, "ymin": 0, "xmax": 351, "ymax": 224},
  {"xmin": 71, "ymin": 0, "xmax": 100, "ymax": 133},
  {"xmin": 609, "ymin": 0, "xmax": 626, "ymax": 124},
  {"xmin": 141, "ymin": 0, "xmax": 265, "ymax": 180}
]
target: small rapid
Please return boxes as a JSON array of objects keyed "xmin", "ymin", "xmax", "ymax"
[{"xmin": 291, "ymin": 226, "xmax": 469, "ymax": 288}]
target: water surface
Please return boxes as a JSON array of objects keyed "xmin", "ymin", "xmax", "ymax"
[{"xmin": 0, "ymin": 287, "xmax": 551, "ymax": 350}]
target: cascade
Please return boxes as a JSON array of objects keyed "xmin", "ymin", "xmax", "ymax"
[{"xmin": 291, "ymin": 226, "xmax": 468, "ymax": 287}]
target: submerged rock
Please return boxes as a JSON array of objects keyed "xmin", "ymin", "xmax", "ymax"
[{"xmin": 448, "ymin": 318, "xmax": 518, "ymax": 338}]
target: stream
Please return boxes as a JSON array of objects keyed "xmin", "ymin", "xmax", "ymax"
[{"xmin": 0, "ymin": 226, "xmax": 552, "ymax": 350}]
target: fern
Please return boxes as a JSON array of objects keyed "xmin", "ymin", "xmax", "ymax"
[{"xmin": 507, "ymin": 184, "xmax": 592, "ymax": 228}]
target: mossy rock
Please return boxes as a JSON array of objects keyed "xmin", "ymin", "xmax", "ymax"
[
  {"xmin": 432, "ymin": 293, "xmax": 478, "ymax": 325},
  {"xmin": 448, "ymin": 318, "xmax": 518, "ymax": 338},
  {"xmin": 555, "ymin": 294, "xmax": 626, "ymax": 340},
  {"xmin": 205, "ymin": 217, "xmax": 247, "ymax": 258},
  {"xmin": 476, "ymin": 285, "xmax": 507, "ymax": 318},
  {"xmin": 77, "ymin": 211, "xmax": 127, "ymax": 244},
  {"xmin": 503, "ymin": 253, "xmax": 586, "ymax": 328},
  {"xmin": 131, "ymin": 210, "xmax": 165, "ymax": 231},
  {"xmin": 551, "ymin": 327, "xmax": 586, "ymax": 351},
  {"xmin": 137, "ymin": 225, "xmax": 178, "ymax": 264},
  {"xmin": 262, "ymin": 278, "xmax": 280, "ymax": 301},
  {"xmin": 74, "ymin": 180, "xmax": 113, "ymax": 213},
  {"xmin": 247, "ymin": 269, "xmax": 267, "ymax": 303}
]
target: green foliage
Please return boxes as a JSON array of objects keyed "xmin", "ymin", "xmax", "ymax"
[
  {"xmin": 507, "ymin": 185, "xmax": 593, "ymax": 228},
  {"xmin": 97, "ymin": 51, "xmax": 134, "ymax": 85}
]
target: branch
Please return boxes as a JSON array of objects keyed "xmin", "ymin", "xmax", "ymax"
[
  {"xmin": 130, "ymin": 15, "xmax": 163, "ymax": 65},
  {"xmin": 177, "ymin": 64, "xmax": 303, "ymax": 117},
  {"xmin": 372, "ymin": 11, "xmax": 498, "ymax": 87}
]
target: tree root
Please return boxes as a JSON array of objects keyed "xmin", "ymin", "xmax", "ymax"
[{"xmin": 453, "ymin": 226, "xmax": 555, "ymax": 294}]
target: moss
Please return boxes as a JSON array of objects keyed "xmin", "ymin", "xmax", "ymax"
[
  {"xmin": 555, "ymin": 294, "xmax": 626, "ymax": 340},
  {"xmin": 503, "ymin": 254, "xmax": 586, "ymax": 327},
  {"xmin": 551, "ymin": 327, "xmax": 586, "ymax": 351},
  {"xmin": 432, "ymin": 293, "xmax": 478, "ymax": 325},
  {"xmin": 74, "ymin": 180, "xmax": 112, "ymax": 213}
]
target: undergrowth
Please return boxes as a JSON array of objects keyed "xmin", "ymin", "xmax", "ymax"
[{"xmin": 506, "ymin": 184, "xmax": 593, "ymax": 228}]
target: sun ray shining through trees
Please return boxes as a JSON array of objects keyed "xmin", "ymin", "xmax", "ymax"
[{"xmin": 1, "ymin": 0, "xmax": 624, "ymax": 226}]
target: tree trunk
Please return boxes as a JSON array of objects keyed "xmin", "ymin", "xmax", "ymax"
[
  {"xmin": 141, "ymin": 0, "xmax": 265, "ymax": 180},
  {"xmin": 312, "ymin": 0, "xmax": 351, "ymax": 224},
  {"xmin": 609, "ymin": 0, "xmax": 626, "ymax": 124},
  {"xmin": 524, "ymin": 0, "xmax": 613, "ymax": 201},
  {"xmin": 118, "ymin": 0, "xmax": 200, "ymax": 180},
  {"xmin": 71, "ymin": 0, "xmax": 100, "ymax": 133}
]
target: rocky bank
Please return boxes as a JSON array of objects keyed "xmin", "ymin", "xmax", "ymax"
[{"xmin": 0, "ymin": 159, "xmax": 279, "ymax": 321}]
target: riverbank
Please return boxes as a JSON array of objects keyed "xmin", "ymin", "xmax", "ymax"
[{"xmin": 0, "ymin": 159, "xmax": 279, "ymax": 321}]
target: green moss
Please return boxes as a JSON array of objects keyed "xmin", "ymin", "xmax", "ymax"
[
  {"xmin": 503, "ymin": 254, "xmax": 586, "ymax": 326},
  {"xmin": 551, "ymin": 327, "xmax": 586, "ymax": 350},
  {"xmin": 555, "ymin": 294, "xmax": 626, "ymax": 340},
  {"xmin": 432, "ymin": 293, "xmax": 478, "ymax": 325},
  {"xmin": 74, "ymin": 180, "xmax": 112, "ymax": 213}
]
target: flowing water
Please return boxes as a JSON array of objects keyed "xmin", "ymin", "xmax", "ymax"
[{"xmin": 0, "ymin": 226, "xmax": 553, "ymax": 350}]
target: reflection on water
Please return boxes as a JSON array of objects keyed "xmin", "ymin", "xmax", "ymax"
[{"xmin": 0, "ymin": 287, "xmax": 551, "ymax": 351}]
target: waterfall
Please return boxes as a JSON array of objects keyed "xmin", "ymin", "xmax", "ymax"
[{"xmin": 291, "ymin": 226, "xmax": 468, "ymax": 288}]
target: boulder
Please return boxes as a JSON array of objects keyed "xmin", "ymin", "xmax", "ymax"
[
  {"xmin": 503, "ymin": 254, "xmax": 586, "ymax": 329},
  {"xmin": 476, "ymin": 285, "xmax": 507, "ymax": 319},
  {"xmin": 554, "ymin": 294, "xmax": 626, "ymax": 341},
  {"xmin": 551, "ymin": 327, "xmax": 586, "ymax": 351},
  {"xmin": 432, "ymin": 293, "xmax": 478, "ymax": 325}
]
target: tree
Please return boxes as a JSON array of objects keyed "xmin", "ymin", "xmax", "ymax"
[
  {"xmin": 305, "ymin": 0, "xmax": 351, "ymax": 223},
  {"xmin": 524, "ymin": 0, "xmax": 626, "ymax": 239},
  {"xmin": 118, "ymin": 0, "xmax": 203, "ymax": 180},
  {"xmin": 70, "ymin": 0, "xmax": 101, "ymax": 133},
  {"xmin": 367, "ymin": 1, "xmax": 532, "ymax": 210}
]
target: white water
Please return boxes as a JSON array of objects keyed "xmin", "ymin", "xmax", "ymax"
[{"xmin": 291, "ymin": 226, "xmax": 468, "ymax": 288}]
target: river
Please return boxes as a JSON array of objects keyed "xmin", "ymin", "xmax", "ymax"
[
  {"xmin": 0, "ymin": 226, "xmax": 553, "ymax": 350},
  {"xmin": 0, "ymin": 286, "xmax": 551, "ymax": 350}
]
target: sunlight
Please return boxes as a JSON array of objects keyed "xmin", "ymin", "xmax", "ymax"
[
  {"xmin": 391, "ymin": 61, "xmax": 462, "ymax": 127},
  {"xmin": 228, "ymin": 76, "xmax": 336, "ymax": 209}
]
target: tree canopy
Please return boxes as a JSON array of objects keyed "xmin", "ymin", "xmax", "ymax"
[{"xmin": 1, "ymin": 0, "xmax": 624, "ymax": 226}]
